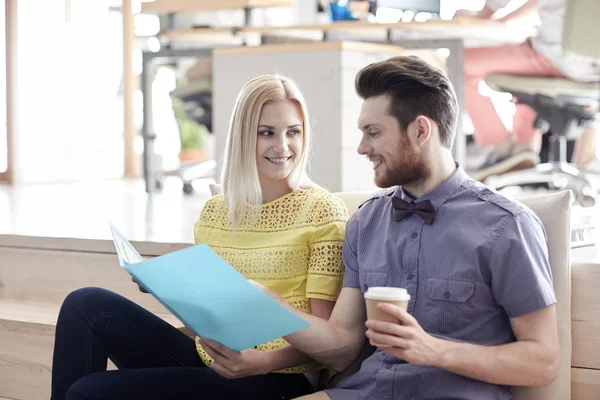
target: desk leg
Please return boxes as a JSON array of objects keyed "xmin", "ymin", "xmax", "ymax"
[
  {"xmin": 244, "ymin": 8, "xmax": 252, "ymax": 26},
  {"xmin": 141, "ymin": 54, "xmax": 156, "ymax": 193},
  {"xmin": 446, "ymin": 39, "xmax": 466, "ymax": 165}
]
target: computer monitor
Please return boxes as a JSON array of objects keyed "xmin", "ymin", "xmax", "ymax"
[{"xmin": 376, "ymin": 0, "xmax": 441, "ymax": 15}]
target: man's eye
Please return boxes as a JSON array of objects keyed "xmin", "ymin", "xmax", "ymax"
[{"xmin": 368, "ymin": 131, "xmax": 379, "ymax": 137}]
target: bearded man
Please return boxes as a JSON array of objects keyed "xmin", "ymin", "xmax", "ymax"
[{"xmin": 250, "ymin": 55, "xmax": 560, "ymax": 400}]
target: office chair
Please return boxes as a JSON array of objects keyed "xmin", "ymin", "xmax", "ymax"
[
  {"xmin": 156, "ymin": 67, "xmax": 216, "ymax": 194},
  {"xmin": 482, "ymin": 0, "xmax": 600, "ymax": 206}
]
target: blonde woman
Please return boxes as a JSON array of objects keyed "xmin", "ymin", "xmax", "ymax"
[{"xmin": 50, "ymin": 75, "xmax": 348, "ymax": 400}]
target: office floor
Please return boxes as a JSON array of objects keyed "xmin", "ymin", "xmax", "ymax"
[
  {"xmin": 0, "ymin": 175, "xmax": 598, "ymax": 258},
  {"xmin": 0, "ymin": 177, "xmax": 214, "ymax": 244}
]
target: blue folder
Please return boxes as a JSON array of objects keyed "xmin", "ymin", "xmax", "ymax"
[{"xmin": 109, "ymin": 223, "xmax": 310, "ymax": 351}]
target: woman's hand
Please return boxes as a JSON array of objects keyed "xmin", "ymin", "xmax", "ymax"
[
  {"xmin": 131, "ymin": 277, "xmax": 148, "ymax": 293},
  {"xmin": 248, "ymin": 279, "xmax": 282, "ymax": 303},
  {"xmin": 199, "ymin": 337, "xmax": 272, "ymax": 379}
]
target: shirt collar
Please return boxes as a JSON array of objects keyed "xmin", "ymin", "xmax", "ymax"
[{"xmin": 392, "ymin": 162, "xmax": 468, "ymax": 211}]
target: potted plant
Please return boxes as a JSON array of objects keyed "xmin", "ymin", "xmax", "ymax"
[{"xmin": 172, "ymin": 96, "xmax": 208, "ymax": 163}]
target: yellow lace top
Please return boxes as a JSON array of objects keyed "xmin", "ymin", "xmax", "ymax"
[{"xmin": 193, "ymin": 187, "xmax": 348, "ymax": 374}]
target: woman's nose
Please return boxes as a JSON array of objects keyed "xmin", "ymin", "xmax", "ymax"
[{"xmin": 273, "ymin": 134, "xmax": 289, "ymax": 153}]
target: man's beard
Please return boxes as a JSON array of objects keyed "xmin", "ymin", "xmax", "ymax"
[{"xmin": 375, "ymin": 148, "xmax": 431, "ymax": 189}]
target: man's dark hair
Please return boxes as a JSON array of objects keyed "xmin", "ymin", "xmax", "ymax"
[{"xmin": 355, "ymin": 56, "xmax": 458, "ymax": 148}]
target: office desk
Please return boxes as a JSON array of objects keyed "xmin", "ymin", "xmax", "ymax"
[
  {"xmin": 140, "ymin": 0, "xmax": 294, "ymax": 26},
  {"xmin": 140, "ymin": 19, "xmax": 534, "ymax": 192},
  {"xmin": 161, "ymin": 18, "xmax": 533, "ymax": 45},
  {"xmin": 141, "ymin": 0, "xmax": 294, "ymax": 13}
]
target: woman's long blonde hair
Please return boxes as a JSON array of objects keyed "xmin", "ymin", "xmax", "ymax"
[{"xmin": 220, "ymin": 74, "xmax": 314, "ymax": 224}]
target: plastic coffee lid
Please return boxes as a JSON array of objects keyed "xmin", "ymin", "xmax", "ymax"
[{"xmin": 364, "ymin": 287, "xmax": 410, "ymax": 301}]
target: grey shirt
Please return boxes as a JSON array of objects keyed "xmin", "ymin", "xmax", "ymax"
[{"xmin": 325, "ymin": 165, "xmax": 556, "ymax": 400}]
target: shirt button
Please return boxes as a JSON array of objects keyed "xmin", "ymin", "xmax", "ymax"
[
  {"xmin": 363, "ymin": 284, "xmax": 368, "ymax": 291},
  {"xmin": 410, "ymin": 232, "xmax": 418, "ymax": 239},
  {"xmin": 444, "ymin": 291, "xmax": 451, "ymax": 299},
  {"xmin": 407, "ymin": 273, "xmax": 414, "ymax": 280},
  {"xmin": 384, "ymin": 362, "xmax": 393, "ymax": 369}
]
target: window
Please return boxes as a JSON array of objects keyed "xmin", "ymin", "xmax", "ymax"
[{"xmin": 0, "ymin": 0, "xmax": 7, "ymax": 175}]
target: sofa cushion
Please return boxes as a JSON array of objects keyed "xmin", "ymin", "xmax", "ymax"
[{"xmin": 514, "ymin": 191, "xmax": 572, "ymax": 400}]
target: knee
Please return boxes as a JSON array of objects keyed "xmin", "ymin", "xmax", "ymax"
[
  {"xmin": 60, "ymin": 287, "xmax": 113, "ymax": 316},
  {"xmin": 65, "ymin": 385, "xmax": 86, "ymax": 400},
  {"xmin": 65, "ymin": 375, "xmax": 98, "ymax": 400}
]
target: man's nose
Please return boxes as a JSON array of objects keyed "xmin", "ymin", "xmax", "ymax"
[{"xmin": 357, "ymin": 137, "xmax": 371, "ymax": 155}]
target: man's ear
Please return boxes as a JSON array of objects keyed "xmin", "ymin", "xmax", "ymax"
[{"xmin": 414, "ymin": 116, "xmax": 432, "ymax": 146}]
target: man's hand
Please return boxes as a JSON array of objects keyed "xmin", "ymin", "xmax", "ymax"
[
  {"xmin": 199, "ymin": 337, "xmax": 271, "ymax": 379},
  {"xmin": 365, "ymin": 303, "xmax": 443, "ymax": 366},
  {"xmin": 368, "ymin": 303, "xmax": 559, "ymax": 386}
]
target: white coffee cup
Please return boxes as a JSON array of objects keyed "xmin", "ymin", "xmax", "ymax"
[{"xmin": 364, "ymin": 287, "xmax": 411, "ymax": 347}]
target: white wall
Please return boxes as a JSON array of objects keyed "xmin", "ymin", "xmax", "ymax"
[{"xmin": 213, "ymin": 44, "xmax": 401, "ymax": 193}]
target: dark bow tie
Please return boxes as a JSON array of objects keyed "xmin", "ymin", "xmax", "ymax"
[{"xmin": 392, "ymin": 196, "xmax": 436, "ymax": 224}]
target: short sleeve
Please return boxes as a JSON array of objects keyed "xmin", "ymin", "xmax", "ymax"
[
  {"xmin": 342, "ymin": 216, "xmax": 360, "ymax": 288},
  {"xmin": 193, "ymin": 211, "xmax": 206, "ymax": 245},
  {"xmin": 488, "ymin": 212, "xmax": 556, "ymax": 318},
  {"xmin": 306, "ymin": 197, "xmax": 348, "ymax": 301},
  {"xmin": 193, "ymin": 196, "xmax": 223, "ymax": 245}
]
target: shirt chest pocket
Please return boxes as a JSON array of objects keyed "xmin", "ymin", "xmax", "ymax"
[{"xmin": 424, "ymin": 277, "xmax": 475, "ymax": 335}]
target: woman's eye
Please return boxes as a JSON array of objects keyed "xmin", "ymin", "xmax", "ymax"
[
  {"xmin": 259, "ymin": 130, "xmax": 274, "ymax": 136},
  {"xmin": 288, "ymin": 129, "xmax": 301, "ymax": 135}
]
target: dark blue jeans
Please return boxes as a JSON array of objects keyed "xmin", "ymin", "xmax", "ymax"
[{"xmin": 51, "ymin": 287, "xmax": 314, "ymax": 400}]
